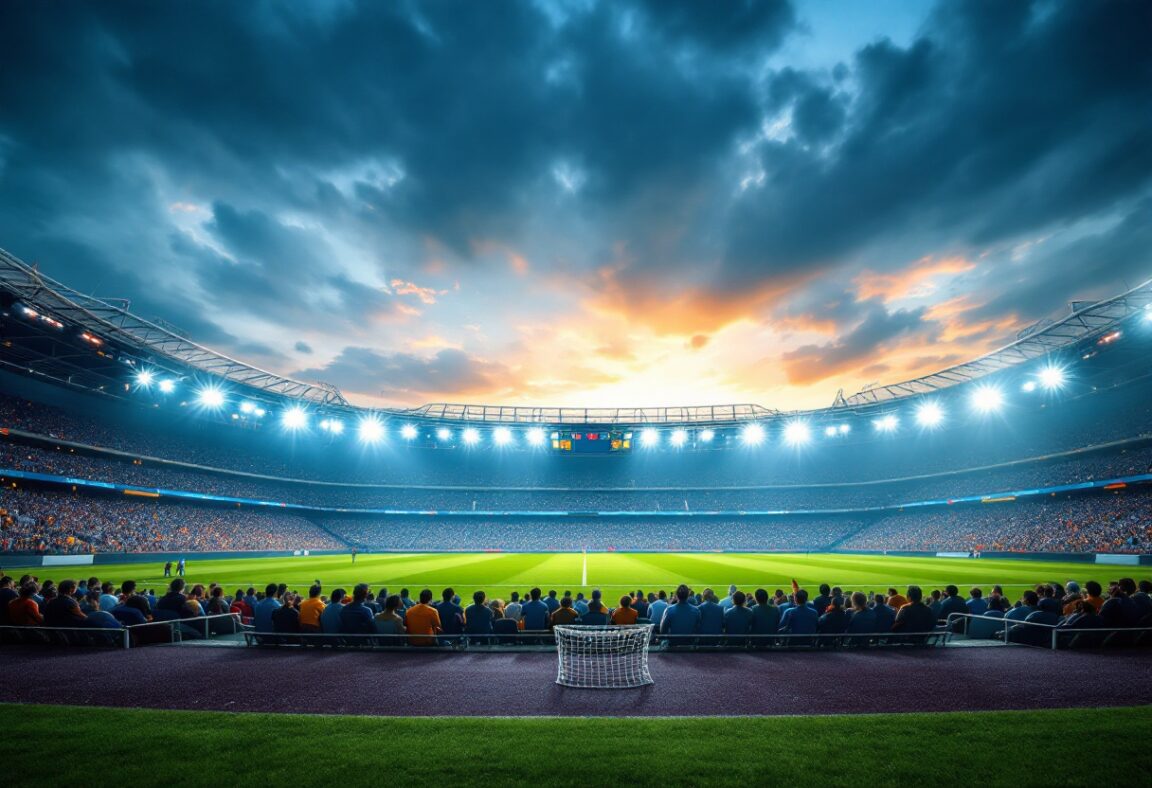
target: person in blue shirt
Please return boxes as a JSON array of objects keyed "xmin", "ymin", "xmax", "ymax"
[
  {"xmin": 253, "ymin": 583, "xmax": 281, "ymax": 633},
  {"xmin": 892, "ymin": 586, "xmax": 938, "ymax": 640},
  {"xmin": 846, "ymin": 592, "xmax": 877, "ymax": 636},
  {"xmin": 633, "ymin": 592, "xmax": 649, "ymax": 619},
  {"xmin": 817, "ymin": 597, "xmax": 850, "ymax": 635},
  {"xmin": 966, "ymin": 587, "xmax": 989, "ymax": 616},
  {"xmin": 573, "ymin": 593, "xmax": 589, "ymax": 615},
  {"xmin": 966, "ymin": 595, "xmax": 1008, "ymax": 639},
  {"xmin": 321, "ymin": 588, "xmax": 346, "ymax": 634},
  {"xmin": 98, "ymin": 582, "xmax": 120, "ymax": 613},
  {"xmin": 648, "ymin": 591, "xmax": 669, "ymax": 626},
  {"xmin": 872, "ymin": 595, "xmax": 896, "ymax": 633},
  {"xmin": 1004, "ymin": 590, "xmax": 1039, "ymax": 623},
  {"xmin": 339, "ymin": 584, "xmax": 376, "ymax": 636},
  {"xmin": 750, "ymin": 589, "xmax": 780, "ymax": 642},
  {"xmin": 719, "ymin": 584, "xmax": 738, "ymax": 611},
  {"xmin": 521, "ymin": 588, "xmax": 551, "ymax": 630},
  {"xmin": 544, "ymin": 590, "xmax": 560, "ymax": 613},
  {"xmin": 659, "ymin": 585, "xmax": 701, "ymax": 645},
  {"xmin": 812, "ymin": 584, "xmax": 832, "ymax": 615},
  {"xmin": 464, "ymin": 590, "xmax": 494, "ymax": 637},
  {"xmin": 434, "ymin": 588, "xmax": 465, "ymax": 636},
  {"xmin": 581, "ymin": 600, "xmax": 609, "ymax": 626},
  {"xmin": 244, "ymin": 587, "xmax": 258, "ymax": 614},
  {"xmin": 399, "ymin": 589, "xmax": 415, "ymax": 609},
  {"xmin": 111, "ymin": 596, "xmax": 150, "ymax": 627},
  {"xmin": 779, "ymin": 589, "xmax": 819, "ymax": 639},
  {"xmin": 723, "ymin": 591, "xmax": 754, "ymax": 636},
  {"xmin": 697, "ymin": 591, "xmax": 725, "ymax": 642}
]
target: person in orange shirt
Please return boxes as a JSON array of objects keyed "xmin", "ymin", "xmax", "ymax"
[
  {"xmin": 9, "ymin": 583, "xmax": 43, "ymax": 626},
  {"xmin": 886, "ymin": 587, "xmax": 909, "ymax": 609},
  {"xmin": 1082, "ymin": 580, "xmax": 1106, "ymax": 613},
  {"xmin": 404, "ymin": 589, "xmax": 442, "ymax": 646},
  {"xmin": 299, "ymin": 584, "xmax": 326, "ymax": 634},
  {"xmin": 611, "ymin": 595, "xmax": 638, "ymax": 625}
]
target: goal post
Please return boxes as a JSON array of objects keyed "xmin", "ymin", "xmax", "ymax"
[{"xmin": 553, "ymin": 624, "xmax": 655, "ymax": 689}]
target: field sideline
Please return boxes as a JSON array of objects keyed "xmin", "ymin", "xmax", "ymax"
[{"xmin": 61, "ymin": 552, "xmax": 1128, "ymax": 599}]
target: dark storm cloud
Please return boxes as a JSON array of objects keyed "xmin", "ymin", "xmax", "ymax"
[{"xmin": 293, "ymin": 347, "xmax": 510, "ymax": 400}]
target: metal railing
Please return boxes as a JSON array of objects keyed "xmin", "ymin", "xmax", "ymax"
[
  {"xmin": 0, "ymin": 613, "xmax": 243, "ymax": 649},
  {"xmin": 945, "ymin": 612, "xmax": 1152, "ymax": 650}
]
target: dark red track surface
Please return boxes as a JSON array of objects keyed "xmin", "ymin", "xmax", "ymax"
[{"xmin": 3, "ymin": 647, "xmax": 1150, "ymax": 717}]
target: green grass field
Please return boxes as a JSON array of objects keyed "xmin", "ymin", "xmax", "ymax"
[
  {"xmin": 64, "ymin": 552, "xmax": 1124, "ymax": 600},
  {"xmin": 3, "ymin": 703, "xmax": 1149, "ymax": 787}
]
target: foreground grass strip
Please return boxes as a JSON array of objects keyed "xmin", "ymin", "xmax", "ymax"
[{"xmin": 3, "ymin": 703, "xmax": 1149, "ymax": 787}]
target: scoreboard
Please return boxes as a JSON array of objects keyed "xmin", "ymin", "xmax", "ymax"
[{"xmin": 550, "ymin": 429, "xmax": 632, "ymax": 453}]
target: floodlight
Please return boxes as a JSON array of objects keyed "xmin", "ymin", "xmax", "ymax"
[
  {"xmin": 239, "ymin": 401, "xmax": 255, "ymax": 414},
  {"xmin": 970, "ymin": 385, "xmax": 1004, "ymax": 414},
  {"xmin": 824, "ymin": 425, "xmax": 837, "ymax": 437},
  {"xmin": 327, "ymin": 419, "xmax": 344, "ymax": 435},
  {"xmin": 699, "ymin": 429, "xmax": 715, "ymax": 443},
  {"xmin": 873, "ymin": 414, "xmax": 898, "ymax": 433},
  {"xmin": 282, "ymin": 407, "xmax": 307, "ymax": 430},
  {"xmin": 1021, "ymin": 380, "xmax": 1037, "ymax": 393},
  {"xmin": 1144, "ymin": 305, "xmax": 1152, "ymax": 323},
  {"xmin": 197, "ymin": 386, "xmax": 225, "ymax": 408},
  {"xmin": 670, "ymin": 429, "xmax": 687, "ymax": 447},
  {"xmin": 526, "ymin": 427, "xmax": 546, "ymax": 446},
  {"xmin": 782, "ymin": 421, "xmax": 811, "ymax": 446},
  {"xmin": 158, "ymin": 379, "xmax": 176, "ymax": 394},
  {"xmin": 436, "ymin": 427, "xmax": 452, "ymax": 441},
  {"xmin": 640, "ymin": 428, "xmax": 659, "ymax": 447},
  {"xmin": 400, "ymin": 424, "xmax": 418, "ymax": 440},
  {"xmin": 741, "ymin": 423, "xmax": 766, "ymax": 446},
  {"xmin": 838, "ymin": 423, "xmax": 850, "ymax": 434},
  {"xmin": 135, "ymin": 370, "xmax": 155, "ymax": 387},
  {"xmin": 915, "ymin": 401, "xmax": 944, "ymax": 428},
  {"xmin": 493, "ymin": 426, "xmax": 512, "ymax": 446},
  {"xmin": 462, "ymin": 427, "xmax": 480, "ymax": 445},
  {"xmin": 359, "ymin": 417, "xmax": 384, "ymax": 443},
  {"xmin": 1038, "ymin": 366, "xmax": 1065, "ymax": 390},
  {"xmin": 253, "ymin": 407, "xmax": 266, "ymax": 418}
]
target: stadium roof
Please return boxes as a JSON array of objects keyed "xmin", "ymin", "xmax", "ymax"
[{"xmin": 1, "ymin": 244, "xmax": 1150, "ymax": 424}]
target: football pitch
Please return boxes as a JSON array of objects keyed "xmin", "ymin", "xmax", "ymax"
[{"xmin": 81, "ymin": 552, "xmax": 1118, "ymax": 598}]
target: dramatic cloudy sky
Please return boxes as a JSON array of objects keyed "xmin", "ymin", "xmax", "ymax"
[{"xmin": 1, "ymin": 1, "xmax": 1149, "ymax": 410}]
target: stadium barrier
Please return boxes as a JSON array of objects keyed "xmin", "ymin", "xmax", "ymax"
[
  {"xmin": 945, "ymin": 612, "xmax": 1152, "ymax": 650},
  {"xmin": 0, "ymin": 613, "xmax": 242, "ymax": 649},
  {"xmin": 238, "ymin": 628, "xmax": 951, "ymax": 652}
]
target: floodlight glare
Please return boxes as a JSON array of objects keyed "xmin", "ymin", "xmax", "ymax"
[
  {"xmin": 741, "ymin": 423, "xmax": 766, "ymax": 446},
  {"xmin": 239, "ymin": 401, "xmax": 255, "ymax": 414},
  {"xmin": 197, "ymin": 386, "xmax": 224, "ymax": 408},
  {"xmin": 640, "ymin": 428, "xmax": 659, "ymax": 447},
  {"xmin": 327, "ymin": 419, "xmax": 344, "ymax": 435},
  {"xmin": 253, "ymin": 407, "xmax": 266, "ymax": 418},
  {"xmin": 493, "ymin": 426, "xmax": 512, "ymax": 446},
  {"xmin": 135, "ymin": 370, "xmax": 155, "ymax": 387},
  {"xmin": 1021, "ymin": 380, "xmax": 1037, "ymax": 393},
  {"xmin": 436, "ymin": 428, "xmax": 452, "ymax": 441},
  {"xmin": 358, "ymin": 417, "xmax": 384, "ymax": 443},
  {"xmin": 783, "ymin": 421, "xmax": 811, "ymax": 446},
  {"xmin": 526, "ymin": 427, "xmax": 546, "ymax": 446},
  {"xmin": 158, "ymin": 379, "xmax": 176, "ymax": 394},
  {"xmin": 670, "ymin": 429, "xmax": 687, "ymax": 447},
  {"xmin": 462, "ymin": 427, "xmax": 480, "ymax": 445},
  {"xmin": 915, "ymin": 401, "xmax": 944, "ymax": 428},
  {"xmin": 699, "ymin": 429, "xmax": 715, "ymax": 443},
  {"xmin": 838, "ymin": 423, "xmax": 851, "ymax": 434},
  {"xmin": 971, "ymin": 385, "xmax": 1005, "ymax": 414},
  {"xmin": 1039, "ymin": 366, "xmax": 1065, "ymax": 390},
  {"xmin": 282, "ymin": 407, "xmax": 307, "ymax": 430},
  {"xmin": 824, "ymin": 425, "xmax": 837, "ymax": 437},
  {"xmin": 400, "ymin": 423, "xmax": 418, "ymax": 440},
  {"xmin": 873, "ymin": 414, "xmax": 899, "ymax": 433}
]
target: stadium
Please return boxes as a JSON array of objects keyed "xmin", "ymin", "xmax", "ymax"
[{"xmin": 3, "ymin": 3, "xmax": 1152, "ymax": 787}]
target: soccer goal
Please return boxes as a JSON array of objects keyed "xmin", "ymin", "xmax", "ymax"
[{"xmin": 553, "ymin": 624, "xmax": 655, "ymax": 689}]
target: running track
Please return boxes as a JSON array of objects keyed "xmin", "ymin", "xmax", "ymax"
[{"xmin": 2, "ymin": 647, "xmax": 1150, "ymax": 717}]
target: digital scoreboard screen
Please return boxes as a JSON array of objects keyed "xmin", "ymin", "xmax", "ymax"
[{"xmin": 551, "ymin": 429, "xmax": 632, "ymax": 453}]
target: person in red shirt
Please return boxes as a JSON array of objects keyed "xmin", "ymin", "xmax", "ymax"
[{"xmin": 9, "ymin": 583, "xmax": 43, "ymax": 626}]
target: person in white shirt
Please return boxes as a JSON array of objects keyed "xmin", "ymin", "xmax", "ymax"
[{"xmin": 504, "ymin": 591, "xmax": 523, "ymax": 623}]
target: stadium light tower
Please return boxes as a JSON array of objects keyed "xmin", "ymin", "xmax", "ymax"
[
  {"xmin": 400, "ymin": 423, "xmax": 418, "ymax": 440},
  {"xmin": 741, "ymin": 423, "xmax": 766, "ymax": 446},
  {"xmin": 970, "ymin": 384, "xmax": 1005, "ymax": 414},
  {"xmin": 782, "ymin": 421, "xmax": 811, "ymax": 446},
  {"xmin": 698, "ymin": 428, "xmax": 715, "ymax": 443},
  {"xmin": 1039, "ymin": 365, "xmax": 1066, "ymax": 390},
  {"xmin": 526, "ymin": 427, "xmax": 546, "ymax": 447},
  {"xmin": 281, "ymin": 406, "xmax": 308, "ymax": 430},
  {"xmin": 873, "ymin": 414, "xmax": 898, "ymax": 433},
  {"xmin": 639, "ymin": 428, "xmax": 659, "ymax": 447},
  {"xmin": 915, "ymin": 401, "xmax": 944, "ymax": 428},
  {"xmin": 462, "ymin": 427, "xmax": 480, "ymax": 445},
  {"xmin": 197, "ymin": 386, "xmax": 225, "ymax": 408},
  {"xmin": 359, "ymin": 416, "xmax": 384, "ymax": 443},
  {"xmin": 670, "ymin": 428, "xmax": 687, "ymax": 447},
  {"xmin": 493, "ymin": 426, "xmax": 513, "ymax": 446}
]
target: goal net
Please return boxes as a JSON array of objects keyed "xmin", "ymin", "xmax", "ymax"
[{"xmin": 553, "ymin": 625, "xmax": 655, "ymax": 689}]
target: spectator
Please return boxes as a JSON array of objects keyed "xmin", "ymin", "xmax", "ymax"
[
  {"xmin": 435, "ymin": 588, "xmax": 465, "ymax": 636},
  {"xmin": 611, "ymin": 596, "xmax": 638, "ymax": 626},
  {"xmin": 750, "ymin": 589, "xmax": 780, "ymax": 636},
  {"xmin": 405, "ymin": 589, "xmax": 442, "ymax": 646},
  {"xmin": 966, "ymin": 587, "xmax": 989, "ymax": 616},
  {"xmin": 44, "ymin": 579, "xmax": 86, "ymax": 628},
  {"xmin": 521, "ymin": 588, "xmax": 550, "ymax": 630},
  {"xmin": 156, "ymin": 578, "xmax": 190, "ymax": 619},
  {"xmin": 339, "ymin": 584, "xmax": 376, "ymax": 636},
  {"xmin": 9, "ymin": 583, "xmax": 43, "ymax": 626},
  {"xmin": 846, "ymin": 592, "xmax": 877, "ymax": 634},
  {"xmin": 374, "ymin": 595, "xmax": 406, "ymax": 637},
  {"xmin": 464, "ymin": 590, "xmax": 494, "ymax": 636},
  {"xmin": 817, "ymin": 597, "xmax": 850, "ymax": 635},
  {"xmin": 892, "ymin": 586, "xmax": 936, "ymax": 634},
  {"xmin": 660, "ymin": 584, "xmax": 701, "ymax": 637},
  {"xmin": 504, "ymin": 591, "xmax": 522, "ymax": 623},
  {"xmin": 938, "ymin": 585, "xmax": 968, "ymax": 622},
  {"xmin": 299, "ymin": 585, "xmax": 325, "ymax": 634},
  {"xmin": 581, "ymin": 600, "xmax": 609, "ymax": 626},
  {"xmin": 272, "ymin": 593, "xmax": 301, "ymax": 635},
  {"xmin": 253, "ymin": 583, "xmax": 281, "ymax": 633},
  {"xmin": 551, "ymin": 596, "xmax": 581, "ymax": 627},
  {"xmin": 723, "ymin": 591, "xmax": 754, "ymax": 635}
]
